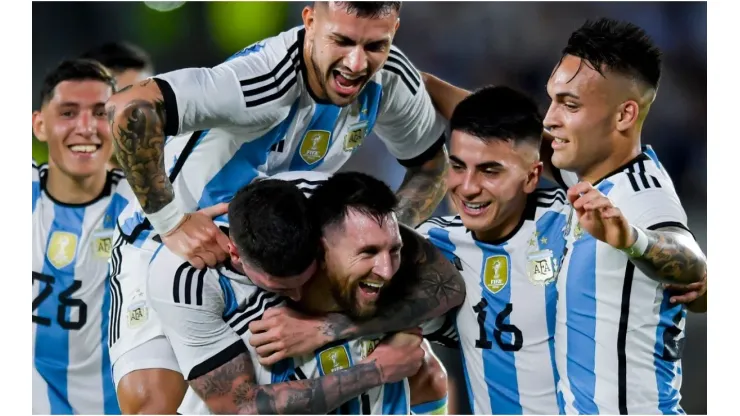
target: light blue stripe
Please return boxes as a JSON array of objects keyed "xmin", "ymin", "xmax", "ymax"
[
  {"xmin": 289, "ymin": 103, "xmax": 342, "ymax": 171},
  {"xmin": 535, "ymin": 210, "xmax": 568, "ymax": 410},
  {"xmin": 382, "ymin": 380, "xmax": 409, "ymax": 414},
  {"xmin": 104, "ymin": 193, "xmax": 129, "ymax": 230},
  {"xmin": 411, "ymin": 396, "xmax": 447, "ymax": 414},
  {"xmin": 100, "ymin": 271, "xmax": 120, "ymax": 414},
  {"xmin": 269, "ymin": 357, "xmax": 295, "ymax": 383},
  {"xmin": 644, "ymin": 146, "xmax": 663, "ymax": 170},
  {"xmin": 226, "ymin": 42, "xmax": 265, "ymax": 62},
  {"xmin": 36, "ymin": 204, "xmax": 86, "ymax": 414},
  {"xmin": 474, "ymin": 240, "xmax": 522, "ymax": 414},
  {"xmin": 653, "ymin": 291, "xmax": 684, "ymax": 414},
  {"xmin": 356, "ymin": 81, "xmax": 382, "ymax": 138},
  {"xmin": 199, "ymin": 100, "xmax": 301, "ymax": 223},
  {"xmin": 33, "ymin": 178, "xmax": 41, "ymax": 212},
  {"xmin": 565, "ymin": 180, "xmax": 614, "ymax": 414},
  {"xmin": 148, "ymin": 243, "xmax": 165, "ymax": 265},
  {"xmin": 218, "ymin": 275, "xmax": 239, "ymax": 318}
]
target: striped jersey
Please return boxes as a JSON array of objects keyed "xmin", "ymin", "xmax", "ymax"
[
  {"xmin": 116, "ymin": 25, "xmax": 445, "ymax": 250},
  {"xmin": 32, "ymin": 161, "xmax": 129, "ymax": 414},
  {"xmin": 554, "ymin": 148, "xmax": 689, "ymax": 414},
  {"xmin": 416, "ymin": 189, "xmax": 569, "ymax": 414},
  {"xmin": 146, "ymin": 170, "xmax": 447, "ymax": 414}
]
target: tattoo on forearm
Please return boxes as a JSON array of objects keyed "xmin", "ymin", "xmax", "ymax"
[
  {"xmin": 328, "ymin": 226, "xmax": 465, "ymax": 340},
  {"xmin": 395, "ymin": 149, "xmax": 449, "ymax": 228},
  {"xmin": 190, "ymin": 352, "xmax": 382, "ymax": 415},
  {"xmin": 633, "ymin": 227, "xmax": 707, "ymax": 285},
  {"xmin": 108, "ymin": 98, "xmax": 172, "ymax": 213}
]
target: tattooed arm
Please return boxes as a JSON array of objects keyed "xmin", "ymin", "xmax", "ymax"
[
  {"xmin": 190, "ymin": 348, "xmax": 383, "ymax": 415},
  {"xmin": 395, "ymin": 146, "xmax": 450, "ymax": 228},
  {"xmin": 322, "ymin": 224, "xmax": 465, "ymax": 340},
  {"xmin": 630, "ymin": 226, "xmax": 707, "ymax": 286}
]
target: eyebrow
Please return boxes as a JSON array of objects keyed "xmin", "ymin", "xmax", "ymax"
[
  {"xmin": 331, "ymin": 32, "xmax": 390, "ymax": 46},
  {"xmin": 449, "ymin": 155, "xmax": 504, "ymax": 170},
  {"xmin": 554, "ymin": 91, "xmax": 580, "ymax": 100}
]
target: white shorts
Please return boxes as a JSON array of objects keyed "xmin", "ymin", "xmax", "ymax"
[{"xmin": 108, "ymin": 234, "xmax": 182, "ymax": 385}]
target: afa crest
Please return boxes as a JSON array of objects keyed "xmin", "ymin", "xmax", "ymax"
[
  {"xmin": 299, "ymin": 130, "xmax": 331, "ymax": 165},
  {"xmin": 92, "ymin": 229, "xmax": 114, "ymax": 259},
  {"xmin": 360, "ymin": 339, "xmax": 380, "ymax": 360},
  {"xmin": 47, "ymin": 231, "xmax": 78, "ymax": 269},
  {"xmin": 343, "ymin": 121, "xmax": 368, "ymax": 152},
  {"xmin": 318, "ymin": 345, "xmax": 351, "ymax": 375},
  {"xmin": 483, "ymin": 255, "xmax": 509, "ymax": 294},
  {"xmin": 127, "ymin": 300, "xmax": 149, "ymax": 329}
]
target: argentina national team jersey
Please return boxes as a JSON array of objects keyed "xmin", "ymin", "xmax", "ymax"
[
  {"xmin": 417, "ymin": 189, "xmax": 569, "ymax": 415},
  {"xmin": 554, "ymin": 147, "xmax": 690, "ymax": 414},
  {"xmin": 32, "ymin": 161, "xmax": 129, "ymax": 414},
  {"xmin": 116, "ymin": 25, "xmax": 445, "ymax": 251}
]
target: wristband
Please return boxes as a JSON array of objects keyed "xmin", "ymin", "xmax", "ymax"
[
  {"xmin": 621, "ymin": 225, "xmax": 649, "ymax": 258},
  {"xmin": 147, "ymin": 200, "xmax": 186, "ymax": 236}
]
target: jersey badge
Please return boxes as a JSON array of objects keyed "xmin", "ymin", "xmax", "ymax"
[
  {"xmin": 92, "ymin": 229, "xmax": 114, "ymax": 259},
  {"xmin": 526, "ymin": 249, "xmax": 556, "ymax": 285},
  {"xmin": 127, "ymin": 289, "xmax": 149, "ymax": 328},
  {"xmin": 343, "ymin": 121, "xmax": 368, "ymax": 152},
  {"xmin": 360, "ymin": 338, "xmax": 380, "ymax": 360},
  {"xmin": 47, "ymin": 231, "xmax": 78, "ymax": 269},
  {"xmin": 300, "ymin": 130, "xmax": 331, "ymax": 165},
  {"xmin": 317, "ymin": 344, "xmax": 352, "ymax": 375},
  {"xmin": 483, "ymin": 255, "xmax": 508, "ymax": 294}
]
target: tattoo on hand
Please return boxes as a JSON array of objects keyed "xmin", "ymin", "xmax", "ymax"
[
  {"xmin": 108, "ymin": 98, "xmax": 172, "ymax": 213},
  {"xmin": 634, "ymin": 227, "xmax": 707, "ymax": 285}
]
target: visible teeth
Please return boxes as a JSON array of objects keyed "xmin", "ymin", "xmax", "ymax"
[
  {"xmin": 553, "ymin": 137, "xmax": 567, "ymax": 144},
  {"xmin": 463, "ymin": 202, "xmax": 487, "ymax": 209},
  {"xmin": 338, "ymin": 72, "xmax": 362, "ymax": 80},
  {"xmin": 361, "ymin": 281, "xmax": 383, "ymax": 288},
  {"xmin": 69, "ymin": 145, "xmax": 97, "ymax": 153}
]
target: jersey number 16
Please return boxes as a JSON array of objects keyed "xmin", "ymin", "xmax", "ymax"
[{"xmin": 473, "ymin": 298, "xmax": 523, "ymax": 351}]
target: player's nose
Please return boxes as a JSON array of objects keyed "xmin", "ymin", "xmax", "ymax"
[
  {"xmin": 345, "ymin": 46, "xmax": 368, "ymax": 74},
  {"xmin": 372, "ymin": 252, "xmax": 394, "ymax": 281},
  {"xmin": 543, "ymin": 102, "xmax": 561, "ymax": 131},
  {"xmin": 75, "ymin": 111, "xmax": 96, "ymax": 137},
  {"xmin": 459, "ymin": 172, "xmax": 482, "ymax": 197}
]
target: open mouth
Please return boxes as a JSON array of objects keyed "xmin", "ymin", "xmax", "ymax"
[
  {"xmin": 332, "ymin": 69, "xmax": 365, "ymax": 96},
  {"xmin": 461, "ymin": 200, "xmax": 492, "ymax": 215}
]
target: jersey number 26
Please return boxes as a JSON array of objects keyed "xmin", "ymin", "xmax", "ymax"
[{"xmin": 32, "ymin": 272, "xmax": 88, "ymax": 330}]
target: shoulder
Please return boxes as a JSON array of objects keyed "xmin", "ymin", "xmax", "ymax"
[
  {"xmin": 415, "ymin": 215, "xmax": 465, "ymax": 236},
  {"xmin": 377, "ymin": 44, "xmax": 422, "ymax": 96}
]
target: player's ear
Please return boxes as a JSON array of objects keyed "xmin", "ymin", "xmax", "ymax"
[
  {"xmin": 616, "ymin": 100, "xmax": 639, "ymax": 132},
  {"xmin": 524, "ymin": 161, "xmax": 543, "ymax": 194},
  {"xmin": 302, "ymin": 5, "xmax": 315, "ymax": 34},
  {"xmin": 227, "ymin": 241, "xmax": 241, "ymax": 265},
  {"xmin": 32, "ymin": 110, "xmax": 47, "ymax": 142}
]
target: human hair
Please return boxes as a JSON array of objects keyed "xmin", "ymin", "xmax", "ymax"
[
  {"xmin": 309, "ymin": 172, "xmax": 398, "ymax": 234},
  {"xmin": 228, "ymin": 178, "xmax": 320, "ymax": 277},
  {"xmin": 450, "ymin": 85, "xmax": 543, "ymax": 147},
  {"xmin": 79, "ymin": 41, "xmax": 154, "ymax": 75},
  {"xmin": 39, "ymin": 59, "xmax": 116, "ymax": 106},
  {"xmin": 327, "ymin": 1, "xmax": 401, "ymax": 18},
  {"xmin": 561, "ymin": 17, "xmax": 662, "ymax": 89}
]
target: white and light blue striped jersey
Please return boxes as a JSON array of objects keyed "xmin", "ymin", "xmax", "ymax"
[
  {"xmin": 554, "ymin": 149, "xmax": 690, "ymax": 414},
  {"xmin": 32, "ymin": 161, "xmax": 129, "ymax": 415},
  {"xmin": 116, "ymin": 25, "xmax": 446, "ymax": 251},
  {"xmin": 417, "ymin": 189, "xmax": 570, "ymax": 414}
]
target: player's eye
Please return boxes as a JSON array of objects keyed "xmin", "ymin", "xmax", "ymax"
[
  {"xmin": 60, "ymin": 111, "xmax": 74, "ymax": 118},
  {"xmin": 366, "ymin": 42, "xmax": 387, "ymax": 53},
  {"xmin": 94, "ymin": 110, "xmax": 107, "ymax": 118},
  {"xmin": 564, "ymin": 102, "xmax": 579, "ymax": 111},
  {"xmin": 334, "ymin": 37, "xmax": 354, "ymax": 47},
  {"xmin": 451, "ymin": 163, "xmax": 465, "ymax": 171}
]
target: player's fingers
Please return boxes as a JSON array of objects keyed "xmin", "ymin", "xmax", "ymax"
[
  {"xmin": 258, "ymin": 351, "xmax": 286, "ymax": 366},
  {"xmin": 599, "ymin": 206, "xmax": 622, "ymax": 220},
  {"xmin": 248, "ymin": 320, "xmax": 272, "ymax": 337},
  {"xmin": 188, "ymin": 255, "xmax": 206, "ymax": 270},
  {"xmin": 199, "ymin": 202, "xmax": 230, "ymax": 218},
  {"xmin": 199, "ymin": 250, "xmax": 219, "ymax": 268},
  {"xmin": 214, "ymin": 230, "xmax": 231, "ymax": 258},
  {"xmin": 582, "ymin": 196, "xmax": 611, "ymax": 212},
  {"xmin": 261, "ymin": 306, "xmax": 283, "ymax": 319},
  {"xmin": 663, "ymin": 281, "xmax": 703, "ymax": 291},
  {"xmin": 567, "ymin": 182, "xmax": 592, "ymax": 203},
  {"xmin": 670, "ymin": 291, "xmax": 699, "ymax": 304},
  {"xmin": 255, "ymin": 342, "xmax": 286, "ymax": 358}
]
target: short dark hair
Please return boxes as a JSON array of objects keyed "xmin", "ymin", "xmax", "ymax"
[
  {"xmin": 79, "ymin": 41, "xmax": 154, "ymax": 75},
  {"xmin": 39, "ymin": 59, "xmax": 116, "ymax": 106},
  {"xmin": 309, "ymin": 172, "xmax": 398, "ymax": 234},
  {"xmin": 450, "ymin": 85, "xmax": 543, "ymax": 147},
  {"xmin": 332, "ymin": 1, "xmax": 401, "ymax": 18},
  {"xmin": 562, "ymin": 18, "xmax": 662, "ymax": 89},
  {"xmin": 228, "ymin": 178, "xmax": 320, "ymax": 277}
]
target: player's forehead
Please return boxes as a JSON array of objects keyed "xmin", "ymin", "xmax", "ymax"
[
  {"xmin": 450, "ymin": 130, "xmax": 525, "ymax": 168},
  {"xmin": 336, "ymin": 209, "xmax": 401, "ymax": 247},
  {"xmin": 48, "ymin": 80, "xmax": 112, "ymax": 108},
  {"xmin": 320, "ymin": 3, "xmax": 397, "ymax": 43},
  {"xmin": 547, "ymin": 55, "xmax": 607, "ymax": 100}
]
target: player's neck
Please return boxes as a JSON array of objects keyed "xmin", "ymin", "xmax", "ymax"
[
  {"xmin": 473, "ymin": 197, "xmax": 527, "ymax": 244},
  {"xmin": 295, "ymin": 268, "xmax": 342, "ymax": 315},
  {"xmin": 45, "ymin": 164, "xmax": 108, "ymax": 205},
  {"xmin": 579, "ymin": 143, "xmax": 642, "ymax": 185}
]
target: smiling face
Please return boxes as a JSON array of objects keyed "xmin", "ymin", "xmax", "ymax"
[
  {"xmin": 33, "ymin": 79, "xmax": 114, "ymax": 180},
  {"xmin": 321, "ymin": 208, "xmax": 403, "ymax": 319},
  {"xmin": 302, "ymin": 2, "xmax": 400, "ymax": 106},
  {"xmin": 447, "ymin": 130, "xmax": 541, "ymax": 240}
]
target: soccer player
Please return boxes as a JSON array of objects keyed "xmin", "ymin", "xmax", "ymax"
[
  {"xmin": 543, "ymin": 18, "xmax": 707, "ymax": 414},
  {"xmin": 414, "ymin": 86, "xmax": 567, "ymax": 414},
  {"xmin": 147, "ymin": 171, "xmax": 460, "ymax": 414},
  {"xmin": 32, "ymin": 59, "xmax": 128, "ymax": 414},
  {"xmin": 105, "ymin": 2, "xmax": 456, "ymax": 413},
  {"xmin": 80, "ymin": 41, "xmax": 154, "ymax": 171}
]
